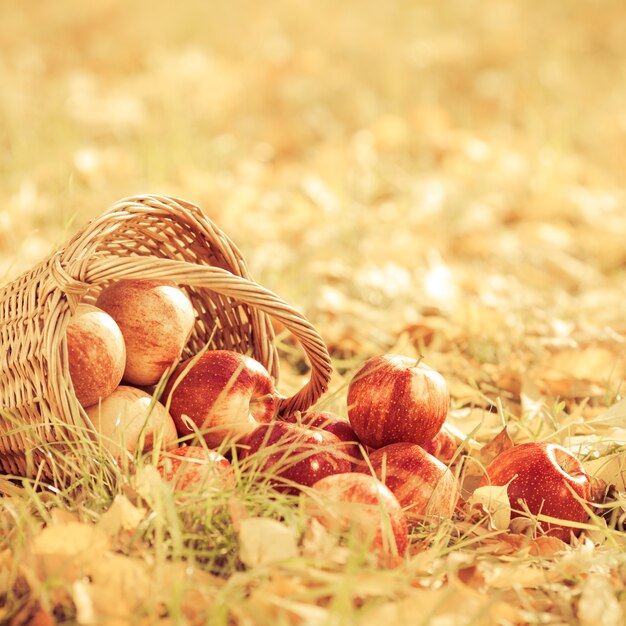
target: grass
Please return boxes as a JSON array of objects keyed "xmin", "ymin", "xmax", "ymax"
[{"xmin": 2, "ymin": 0, "xmax": 626, "ymax": 623}]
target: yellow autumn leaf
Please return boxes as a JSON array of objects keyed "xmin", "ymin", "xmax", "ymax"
[
  {"xmin": 30, "ymin": 522, "xmax": 110, "ymax": 583},
  {"xmin": 468, "ymin": 484, "xmax": 511, "ymax": 531},
  {"xmin": 98, "ymin": 494, "xmax": 147, "ymax": 536},
  {"xmin": 238, "ymin": 518, "xmax": 299, "ymax": 567},
  {"xmin": 584, "ymin": 452, "xmax": 626, "ymax": 491}
]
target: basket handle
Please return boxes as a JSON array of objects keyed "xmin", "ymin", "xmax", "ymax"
[{"xmin": 63, "ymin": 255, "xmax": 333, "ymax": 417}]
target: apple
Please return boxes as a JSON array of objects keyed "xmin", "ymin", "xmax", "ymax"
[
  {"xmin": 85, "ymin": 385, "xmax": 178, "ymax": 459},
  {"xmin": 240, "ymin": 421, "xmax": 352, "ymax": 494},
  {"xmin": 347, "ymin": 354, "xmax": 449, "ymax": 449},
  {"xmin": 309, "ymin": 472, "xmax": 408, "ymax": 566},
  {"xmin": 480, "ymin": 442, "xmax": 591, "ymax": 542},
  {"xmin": 157, "ymin": 445, "xmax": 235, "ymax": 493},
  {"xmin": 163, "ymin": 350, "xmax": 276, "ymax": 448},
  {"xmin": 356, "ymin": 442, "xmax": 459, "ymax": 520},
  {"xmin": 96, "ymin": 279, "xmax": 195, "ymax": 386},
  {"xmin": 289, "ymin": 410, "xmax": 364, "ymax": 466},
  {"xmin": 65, "ymin": 303, "xmax": 126, "ymax": 408},
  {"xmin": 421, "ymin": 428, "xmax": 459, "ymax": 465}
]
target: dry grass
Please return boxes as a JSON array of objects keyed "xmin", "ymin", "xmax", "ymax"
[{"xmin": 2, "ymin": 0, "xmax": 626, "ymax": 624}]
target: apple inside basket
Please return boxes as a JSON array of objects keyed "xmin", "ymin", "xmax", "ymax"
[{"xmin": 0, "ymin": 195, "xmax": 333, "ymax": 478}]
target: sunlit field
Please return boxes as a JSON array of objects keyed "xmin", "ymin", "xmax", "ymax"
[{"xmin": 2, "ymin": 0, "xmax": 626, "ymax": 624}]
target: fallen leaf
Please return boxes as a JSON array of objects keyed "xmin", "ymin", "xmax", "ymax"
[
  {"xmin": 98, "ymin": 494, "xmax": 147, "ymax": 536},
  {"xmin": 132, "ymin": 464, "xmax": 166, "ymax": 506},
  {"xmin": 238, "ymin": 518, "xmax": 299, "ymax": 567},
  {"xmin": 578, "ymin": 574, "xmax": 624, "ymax": 626},
  {"xmin": 482, "ymin": 561, "xmax": 554, "ymax": 589},
  {"xmin": 584, "ymin": 452, "xmax": 626, "ymax": 491},
  {"xmin": 29, "ymin": 522, "xmax": 110, "ymax": 583},
  {"xmin": 592, "ymin": 398, "xmax": 626, "ymax": 429},
  {"xmin": 88, "ymin": 553, "xmax": 153, "ymax": 623},
  {"xmin": 460, "ymin": 426, "xmax": 514, "ymax": 496},
  {"xmin": 529, "ymin": 536, "xmax": 569, "ymax": 557},
  {"xmin": 467, "ymin": 485, "xmax": 511, "ymax": 531}
]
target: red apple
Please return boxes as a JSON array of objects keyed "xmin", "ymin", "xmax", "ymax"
[
  {"xmin": 356, "ymin": 442, "xmax": 459, "ymax": 520},
  {"xmin": 480, "ymin": 442, "xmax": 591, "ymax": 542},
  {"xmin": 290, "ymin": 410, "xmax": 364, "ymax": 466},
  {"xmin": 347, "ymin": 354, "xmax": 449, "ymax": 449},
  {"xmin": 96, "ymin": 279, "xmax": 195, "ymax": 386},
  {"xmin": 66, "ymin": 303, "xmax": 126, "ymax": 408},
  {"xmin": 309, "ymin": 473, "xmax": 408, "ymax": 566},
  {"xmin": 421, "ymin": 428, "xmax": 459, "ymax": 465},
  {"xmin": 85, "ymin": 385, "xmax": 178, "ymax": 459},
  {"xmin": 163, "ymin": 350, "xmax": 276, "ymax": 448},
  {"xmin": 240, "ymin": 421, "xmax": 352, "ymax": 494},
  {"xmin": 157, "ymin": 445, "xmax": 235, "ymax": 493}
]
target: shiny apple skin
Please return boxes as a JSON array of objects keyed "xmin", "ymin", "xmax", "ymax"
[
  {"xmin": 240, "ymin": 421, "xmax": 352, "ymax": 494},
  {"xmin": 421, "ymin": 428, "xmax": 458, "ymax": 465},
  {"xmin": 310, "ymin": 472, "xmax": 408, "ymax": 566},
  {"xmin": 356, "ymin": 442, "xmax": 459, "ymax": 520},
  {"xmin": 480, "ymin": 442, "xmax": 591, "ymax": 542},
  {"xmin": 96, "ymin": 279, "xmax": 195, "ymax": 386},
  {"xmin": 347, "ymin": 354, "xmax": 449, "ymax": 449},
  {"xmin": 85, "ymin": 385, "xmax": 178, "ymax": 458},
  {"xmin": 163, "ymin": 350, "xmax": 276, "ymax": 448},
  {"xmin": 289, "ymin": 410, "xmax": 364, "ymax": 466},
  {"xmin": 66, "ymin": 303, "xmax": 126, "ymax": 408},
  {"xmin": 157, "ymin": 445, "xmax": 235, "ymax": 492}
]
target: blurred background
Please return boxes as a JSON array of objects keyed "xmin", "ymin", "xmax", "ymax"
[{"xmin": 1, "ymin": 0, "xmax": 625, "ymax": 412}]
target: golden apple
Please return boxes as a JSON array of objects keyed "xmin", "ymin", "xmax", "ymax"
[
  {"xmin": 86, "ymin": 385, "xmax": 178, "ymax": 458},
  {"xmin": 96, "ymin": 279, "xmax": 195, "ymax": 386},
  {"xmin": 66, "ymin": 303, "xmax": 126, "ymax": 408}
]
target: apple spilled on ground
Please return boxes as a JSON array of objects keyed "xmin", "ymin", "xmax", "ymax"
[
  {"xmin": 63, "ymin": 278, "xmax": 595, "ymax": 556},
  {"xmin": 347, "ymin": 354, "xmax": 449, "ymax": 449},
  {"xmin": 480, "ymin": 441, "xmax": 591, "ymax": 542}
]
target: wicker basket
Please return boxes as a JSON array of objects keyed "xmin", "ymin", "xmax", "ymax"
[{"xmin": 0, "ymin": 194, "xmax": 333, "ymax": 478}]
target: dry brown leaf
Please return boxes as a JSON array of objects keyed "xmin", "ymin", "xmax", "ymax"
[
  {"xmin": 593, "ymin": 398, "xmax": 626, "ymax": 428},
  {"xmin": 476, "ymin": 426, "xmax": 515, "ymax": 464},
  {"xmin": 447, "ymin": 379, "xmax": 491, "ymax": 408},
  {"xmin": 481, "ymin": 561, "xmax": 555, "ymax": 589},
  {"xmin": 544, "ymin": 346, "xmax": 625, "ymax": 384},
  {"xmin": 357, "ymin": 580, "xmax": 523, "ymax": 626},
  {"xmin": 245, "ymin": 590, "xmax": 330, "ymax": 626},
  {"xmin": 529, "ymin": 536, "xmax": 569, "ymax": 557},
  {"xmin": 473, "ymin": 533, "xmax": 527, "ymax": 557},
  {"xmin": 238, "ymin": 518, "xmax": 299, "ymax": 567},
  {"xmin": 29, "ymin": 522, "xmax": 111, "ymax": 583},
  {"xmin": 446, "ymin": 407, "xmax": 504, "ymax": 443},
  {"xmin": 88, "ymin": 553, "xmax": 154, "ymax": 625},
  {"xmin": 456, "ymin": 564, "xmax": 486, "ymax": 589},
  {"xmin": 534, "ymin": 346, "xmax": 625, "ymax": 400},
  {"xmin": 98, "ymin": 494, "xmax": 147, "ymax": 537},
  {"xmin": 460, "ymin": 426, "xmax": 514, "ymax": 496},
  {"xmin": 301, "ymin": 518, "xmax": 348, "ymax": 566},
  {"xmin": 467, "ymin": 484, "xmax": 511, "ymax": 531},
  {"xmin": 584, "ymin": 452, "xmax": 626, "ymax": 492},
  {"xmin": 578, "ymin": 574, "xmax": 624, "ymax": 626}
]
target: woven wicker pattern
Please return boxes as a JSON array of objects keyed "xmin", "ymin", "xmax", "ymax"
[{"xmin": 0, "ymin": 194, "xmax": 333, "ymax": 478}]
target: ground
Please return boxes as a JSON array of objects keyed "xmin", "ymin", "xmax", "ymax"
[{"xmin": 1, "ymin": 1, "xmax": 626, "ymax": 624}]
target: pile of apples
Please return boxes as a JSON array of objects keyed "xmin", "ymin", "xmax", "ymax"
[{"xmin": 66, "ymin": 280, "xmax": 593, "ymax": 565}]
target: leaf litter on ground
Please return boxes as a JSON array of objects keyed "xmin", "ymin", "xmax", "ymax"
[{"xmin": 2, "ymin": 0, "xmax": 626, "ymax": 623}]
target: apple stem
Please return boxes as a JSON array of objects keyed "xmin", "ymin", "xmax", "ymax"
[{"xmin": 415, "ymin": 354, "xmax": 424, "ymax": 368}]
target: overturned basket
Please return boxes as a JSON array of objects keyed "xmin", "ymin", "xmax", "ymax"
[{"xmin": 0, "ymin": 194, "xmax": 333, "ymax": 478}]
